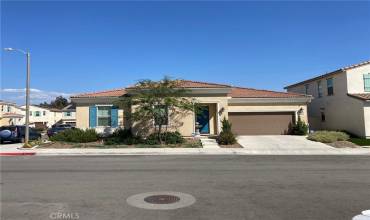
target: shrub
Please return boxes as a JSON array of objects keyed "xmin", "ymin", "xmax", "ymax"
[
  {"xmin": 217, "ymin": 118, "xmax": 237, "ymax": 145},
  {"xmin": 307, "ymin": 131, "xmax": 350, "ymax": 143},
  {"xmin": 291, "ymin": 117, "xmax": 308, "ymax": 135},
  {"xmin": 50, "ymin": 128, "xmax": 99, "ymax": 143},
  {"xmin": 144, "ymin": 131, "xmax": 185, "ymax": 145},
  {"xmin": 104, "ymin": 128, "xmax": 142, "ymax": 145}
]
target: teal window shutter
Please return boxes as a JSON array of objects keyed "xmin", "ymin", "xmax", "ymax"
[
  {"xmin": 89, "ymin": 106, "xmax": 97, "ymax": 128},
  {"xmin": 364, "ymin": 74, "xmax": 370, "ymax": 92},
  {"xmin": 111, "ymin": 106, "xmax": 118, "ymax": 128}
]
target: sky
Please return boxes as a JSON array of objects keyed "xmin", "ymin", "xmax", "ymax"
[{"xmin": 1, "ymin": 1, "xmax": 370, "ymax": 105}]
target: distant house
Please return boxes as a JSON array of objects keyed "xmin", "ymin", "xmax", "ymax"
[
  {"xmin": 285, "ymin": 60, "xmax": 370, "ymax": 138},
  {"xmin": 71, "ymin": 80, "xmax": 311, "ymax": 136},
  {"xmin": 0, "ymin": 100, "xmax": 24, "ymax": 126},
  {"xmin": 21, "ymin": 105, "xmax": 76, "ymax": 129},
  {"xmin": 58, "ymin": 104, "xmax": 76, "ymax": 127}
]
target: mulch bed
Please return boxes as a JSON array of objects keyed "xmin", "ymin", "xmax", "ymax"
[
  {"xmin": 38, "ymin": 139, "xmax": 202, "ymax": 149},
  {"xmin": 327, "ymin": 141, "xmax": 360, "ymax": 148}
]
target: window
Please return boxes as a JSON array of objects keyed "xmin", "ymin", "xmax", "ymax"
[
  {"xmin": 305, "ymin": 84, "xmax": 310, "ymax": 95},
  {"xmin": 97, "ymin": 106, "xmax": 111, "ymax": 126},
  {"xmin": 7, "ymin": 106, "xmax": 11, "ymax": 112},
  {"xmin": 317, "ymin": 81, "xmax": 323, "ymax": 98},
  {"xmin": 35, "ymin": 111, "xmax": 41, "ymax": 117},
  {"xmin": 64, "ymin": 112, "xmax": 72, "ymax": 117},
  {"xmin": 43, "ymin": 111, "xmax": 46, "ymax": 116},
  {"xmin": 364, "ymin": 74, "xmax": 370, "ymax": 92},
  {"xmin": 1, "ymin": 105, "xmax": 4, "ymax": 112},
  {"xmin": 327, "ymin": 78, "xmax": 334, "ymax": 96},
  {"xmin": 320, "ymin": 108, "xmax": 326, "ymax": 122},
  {"xmin": 154, "ymin": 105, "xmax": 168, "ymax": 126},
  {"xmin": 29, "ymin": 111, "xmax": 32, "ymax": 116}
]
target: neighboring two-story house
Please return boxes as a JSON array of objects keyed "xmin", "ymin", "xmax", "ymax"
[
  {"xmin": 0, "ymin": 100, "xmax": 25, "ymax": 126},
  {"xmin": 285, "ymin": 60, "xmax": 370, "ymax": 138},
  {"xmin": 20, "ymin": 105, "xmax": 61, "ymax": 128}
]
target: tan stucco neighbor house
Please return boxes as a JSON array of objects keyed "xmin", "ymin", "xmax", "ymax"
[
  {"xmin": 285, "ymin": 60, "xmax": 370, "ymax": 138},
  {"xmin": 71, "ymin": 80, "xmax": 311, "ymax": 136}
]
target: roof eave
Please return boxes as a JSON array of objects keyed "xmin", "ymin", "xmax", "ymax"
[
  {"xmin": 228, "ymin": 97, "xmax": 312, "ymax": 104},
  {"xmin": 284, "ymin": 69, "xmax": 344, "ymax": 89}
]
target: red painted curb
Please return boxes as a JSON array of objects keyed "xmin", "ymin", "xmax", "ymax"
[{"xmin": 0, "ymin": 152, "xmax": 36, "ymax": 156}]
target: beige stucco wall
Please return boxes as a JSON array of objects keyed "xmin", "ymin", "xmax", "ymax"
[
  {"xmin": 76, "ymin": 105, "xmax": 89, "ymax": 129},
  {"xmin": 346, "ymin": 64, "xmax": 370, "ymax": 94},
  {"xmin": 287, "ymin": 67, "xmax": 369, "ymax": 137}
]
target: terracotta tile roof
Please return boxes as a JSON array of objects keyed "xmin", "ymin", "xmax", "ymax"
[
  {"xmin": 230, "ymin": 87, "xmax": 308, "ymax": 98},
  {"xmin": 342, "ymin": 60, "xmax": 370, "ymax": 70},
  {"xmin": 127, "ymin": 80, "xmax": 231, "ymax": 89},
  {"xmin": 71, "ymin": 88, "xmax": 126, "ymax": 98},
  {"xmin": 1, "ymin": 112, "xmax": 24, "ymax": 118},
  {"xmin": 348, "ymin": 93, "xmax": 370, "ymax": 101},
  {"xmin": 285, "ymin": 60, "xmax": 370, "ymax": 89},
  {"xmin": 71, "ymin": 80, "xmax": 306, "ymax": 100},
  {"xmin": 175, "ymin": 80, "xmax": 231, "ymax": 88}
]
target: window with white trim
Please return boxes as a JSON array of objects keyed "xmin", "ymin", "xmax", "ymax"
[
  {"xmin": 364, "ymin": 74, "xmax": 370, "ymax": 92},
  {"xmin": 35, "ymin": 111, "xmax": 41, "ymax": 117},
  {"xmin": 327, "ymin": 78, "xmax": 334, "ymax": 96},
  {"xmin": 97, "ymin": 106, "xmax": 111, "ymax": 126},
  {"xmin": 317, "ymin": 81, "xmax": 323, "ymax": 98},
  {"xmin": 305, "ymin": 84, "xmax": 310, "ymax": 95}
]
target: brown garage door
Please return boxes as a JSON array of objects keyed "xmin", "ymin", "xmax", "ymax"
[{"xmin": 228, "ymin": 112, "xmax": 295, "ymax": 135}]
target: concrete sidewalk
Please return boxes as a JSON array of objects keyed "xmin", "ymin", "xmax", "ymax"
[
  {"xmin": 0, "ymin": 143, "xmax": 36, "ymax": 156},
  {"xmin": 34, "ymin": 147, "xmax": 370, "ymax": 156}
]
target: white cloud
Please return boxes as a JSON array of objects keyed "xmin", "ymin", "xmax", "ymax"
[{"xmin": 0, "ymin": 88, "xmax": 71, "ymax": 105}]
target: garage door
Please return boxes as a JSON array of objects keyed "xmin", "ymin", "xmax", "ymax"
[{"xmin": 228, "ymin": 112, "xmax": 294, "ymax": 135}]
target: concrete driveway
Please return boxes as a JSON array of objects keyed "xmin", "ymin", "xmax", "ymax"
[{"xmin": 237, "ymin": 135, "xmax": 340, "ymax": 154}]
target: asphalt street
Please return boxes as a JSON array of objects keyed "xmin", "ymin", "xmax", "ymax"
[{"xmin": 1, "ymin": 155, "xmax": 370, "ymax": 220}]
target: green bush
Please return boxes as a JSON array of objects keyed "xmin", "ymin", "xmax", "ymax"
[
  {"xmin": 104, "ymin": 128, "xmax": 142, "ymax": 145},
  {"xmin": 144, "ymin": 131, "xmax": 185, "ymax": 145},
  {"xmin": 291, "ymin": 117, "xmax": 308, "ymax": 135},
  {"xmin": 217, "ymin": 118, "xmax": 237, "ymax": 145},
  {"xmin": 307, "ymin": 131, "xmax": 350, "ymax": 143},
  {"xmin": 50, "ymin": 128, "xmax": 99, "ymax": 143}
]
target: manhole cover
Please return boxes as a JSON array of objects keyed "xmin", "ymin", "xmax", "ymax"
[
  {"xmin": 144, "ymin": 195, "xmax": 180, "ymax": 204},
  {"xmin": 127, "ymin": 191, "xmax": 196, "ymax": 210}
]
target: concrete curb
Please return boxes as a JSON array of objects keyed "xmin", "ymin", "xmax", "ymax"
[
  {"xmin": 34, "ymin": 148, "xmax": 370, "ymax": 156},
  {"xmin": 0, "ymin": 152, "xmax": 36, "ymax": 156}
]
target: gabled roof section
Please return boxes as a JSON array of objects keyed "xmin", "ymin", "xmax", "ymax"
[
  {"xmin": 71, "ymin": 88, "xmax": 126, "ymax": 98},
  {"xmin": 348, "ymin": 93, "xmax": 370, "ymax": 101},
  {"xmin": 230, "ymin": 87, "xmax": 308, "ymax": 98},
  {"xmin": 285, "ymin": 60, "xmax": 370, "ymax": 89}
]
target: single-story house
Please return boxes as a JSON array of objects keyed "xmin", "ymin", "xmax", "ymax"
[{"xmin": 71, "ymin": 80, "xmax": 312, "ymax": 136}]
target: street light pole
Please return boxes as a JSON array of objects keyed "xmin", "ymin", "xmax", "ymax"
[
  {"xmin": 24, "ymin": 52, "xmax": 31, "ymax": 147},
  {"xmin": 4, "ymin": 48, "xmax": 32, "ymax": 148}
]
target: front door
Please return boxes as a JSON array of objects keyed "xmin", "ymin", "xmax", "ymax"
[{"xmin": 196, "ymin": 106, "xmax": 210, "ymax": 134}]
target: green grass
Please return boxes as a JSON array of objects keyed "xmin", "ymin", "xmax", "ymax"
[{"xmin": 349, "ymin": 138, "xmax": 370, "ymax": 146}]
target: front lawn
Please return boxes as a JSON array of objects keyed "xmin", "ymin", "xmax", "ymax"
[
  {"xmin": 38, "ymin": 138, "xmax": 202, "ymax": 149},
  {"xmin": 349, "ymin": 138, "xmax": 370, "ymax": 146}
]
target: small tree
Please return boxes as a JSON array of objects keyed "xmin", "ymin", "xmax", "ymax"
[
  {"xmin": 217, "ymin": 118, "xmax": 237, "ymax": 145},
  {"xmin": 119, "ymin": 77, "xmax": 198, "ymax": 144},
  {"xmin": 291, "ymin": 116, "xmax": 309, "ymax": 135}
]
